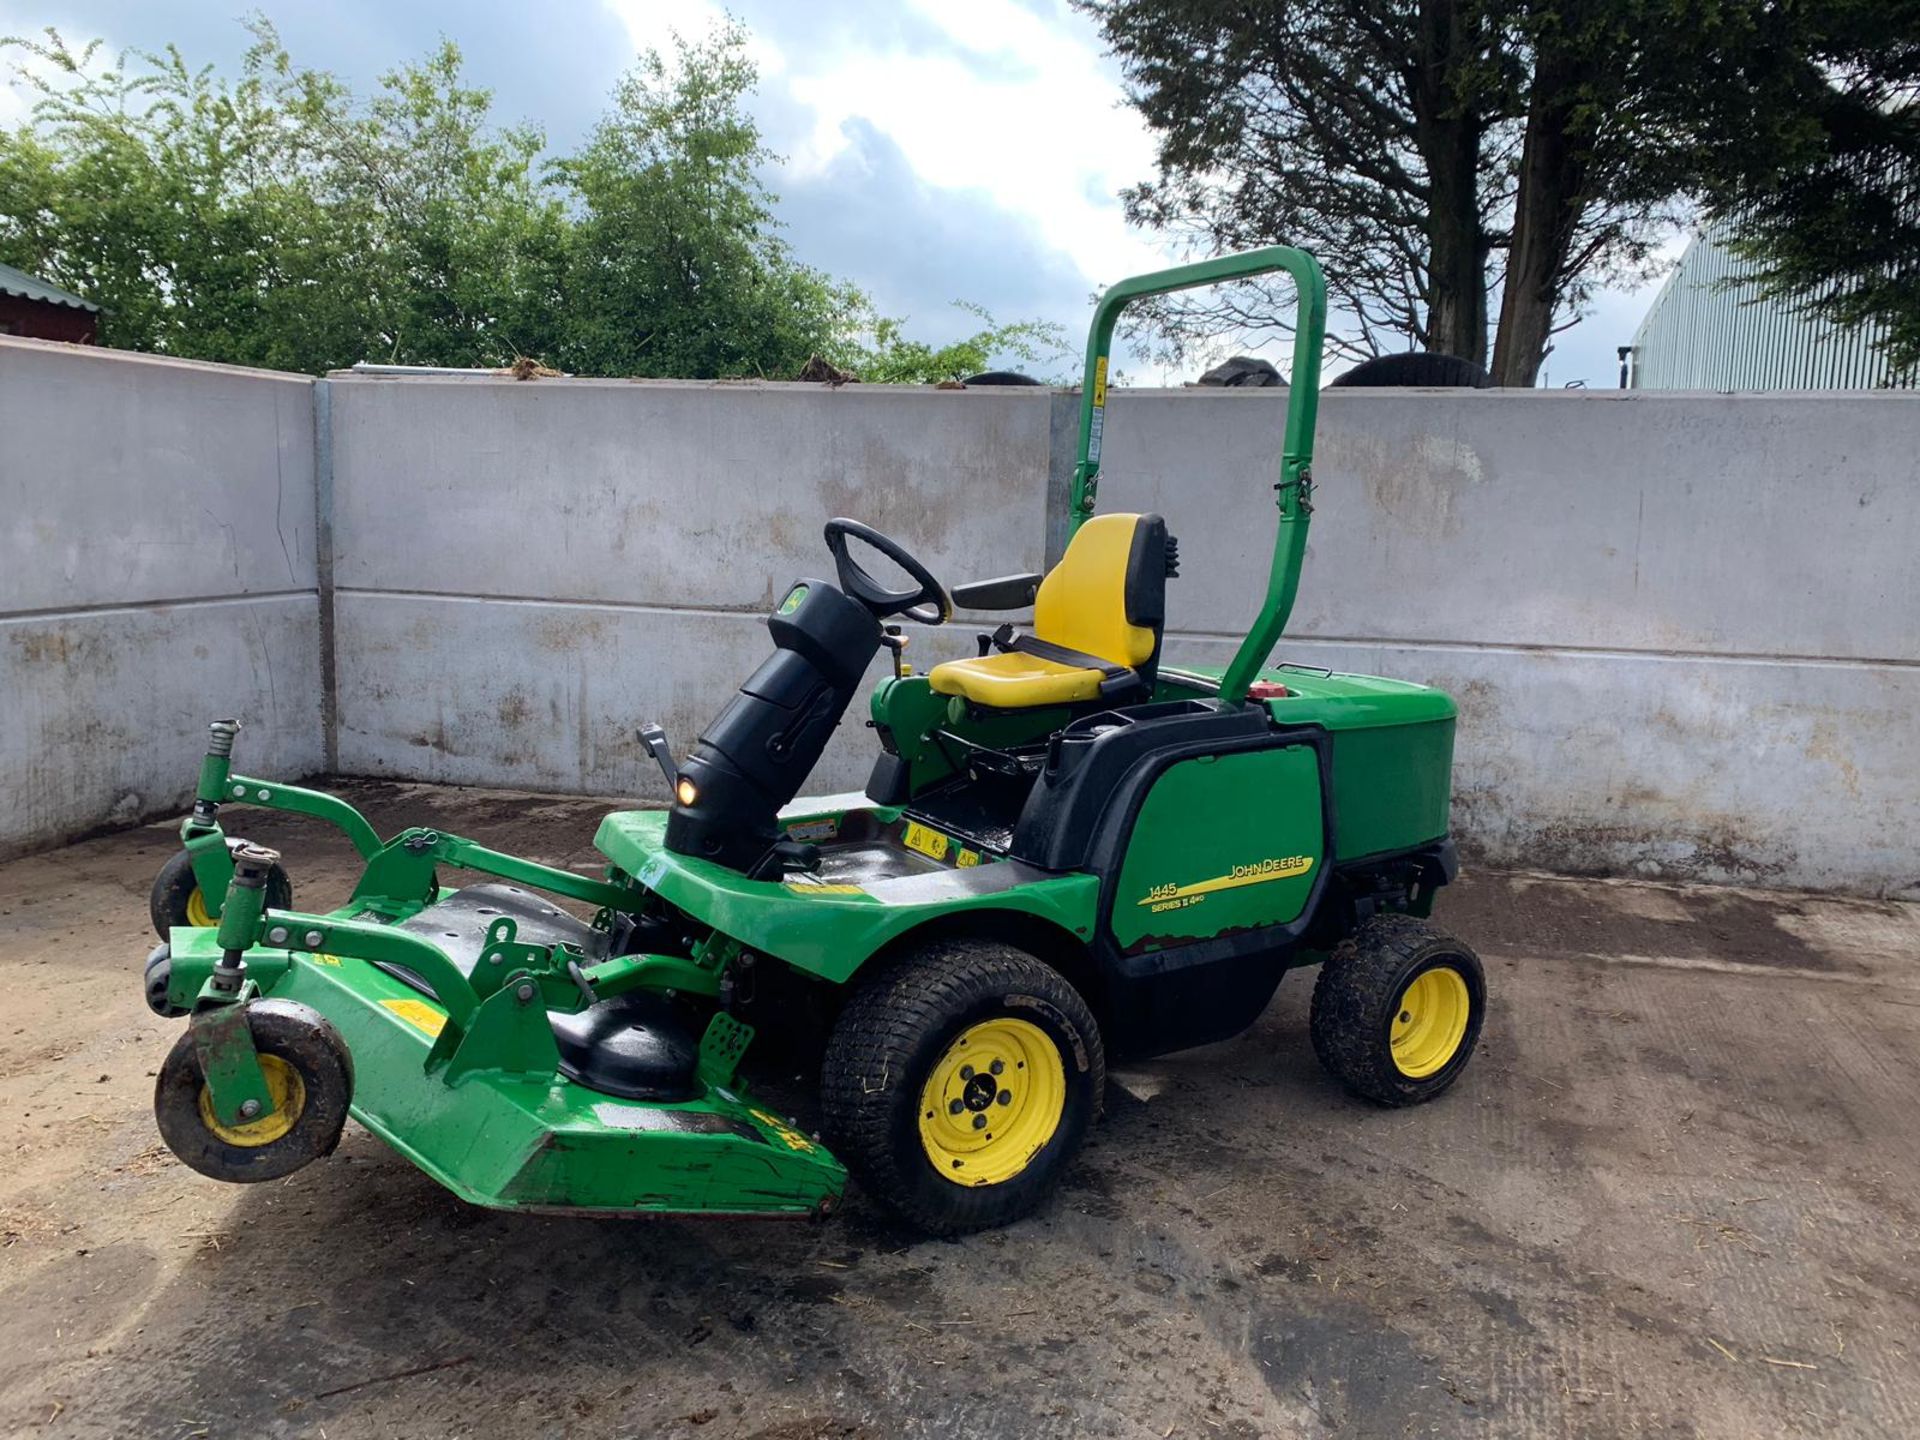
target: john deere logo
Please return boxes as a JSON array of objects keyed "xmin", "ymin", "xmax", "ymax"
[
  {"xmin": 777, "ymin": 585, "xmax": 808, "ymax": 615},
  {"xmin": 1140, "ymin": 855, "xmax": 1313, "ymax": 914}
]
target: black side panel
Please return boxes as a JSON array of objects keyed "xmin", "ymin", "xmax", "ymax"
[
  {"xmin": 1123, "ymin": 513, "xmax": 1169, "ymax": 627},
  {"xmin": 1124, "ymin": 514, "xmax": 1171, "ymax": 687},
  {"xmin": 1100, "ymin": 944, "xmax": 1291, "ymax": 1061},
  {"xmin": 865, "ymin": 751, "xmax": 912, "ymax": 806}
]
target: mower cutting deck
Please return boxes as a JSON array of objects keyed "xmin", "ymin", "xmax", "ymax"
[{"xmin": 141, "ymin": 245, "xmax": 1487, "ymax": 1235}]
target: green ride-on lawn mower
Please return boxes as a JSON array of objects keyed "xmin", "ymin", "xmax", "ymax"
[{"xmin": 141, "ymin": 246, "xmax": 1486, "ymax": 1235}]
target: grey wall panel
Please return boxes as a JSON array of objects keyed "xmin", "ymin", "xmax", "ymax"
[
  {"xmin": 1, "ymin": 338, "xmax": 317, "ymax": 612},
  {"xmin": 328, "ymin": 377, "xmax": 1053, "ymax": 611},
  {"xmin": 1, "ymin": 595, "xmax": 324, "ymax": 856},
  {"xmin": 1093, "ymin": 387, "xmax": 1920, "ymax": 664}
]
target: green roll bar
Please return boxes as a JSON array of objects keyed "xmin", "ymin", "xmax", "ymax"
[{"xmin": 1068, "ymin": 246, "xmax": 1328, "ymax": 708}]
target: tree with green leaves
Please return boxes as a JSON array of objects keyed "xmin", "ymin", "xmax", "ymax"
[
  {"xmin": 0, "ymin": 20, "xmax": 1062, "ymax": 382},
  {"xmin": 552, "ymin": 24, "xmax": 858, "ymax": 379},
  {"xmin": 1076, "ymin": 0, "xmax": 1758, "ymax": 385},
  {"xmin": 1675, "ymin": 0, "xmax": 1920, "ymax": 378}
]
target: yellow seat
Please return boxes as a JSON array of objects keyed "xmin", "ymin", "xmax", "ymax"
[
  {"xmin": 928, "ymin": 513, "xmax": 1165, "ymax": 710},
  {"xmin": 928, "ymin": 649, "xmax": 1112, "ymax": 708}
]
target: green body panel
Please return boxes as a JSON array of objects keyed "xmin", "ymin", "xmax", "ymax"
[
  {"xmin": 595, "ymin": 808, "xmax": 1101, "ymax": 982},
  {"xmin": 1327, "ymin": 721, "xmax": 1455, "ymax": 860},
  {"xmin": 1111, "ymin": 746, "xmax": 1324, "ymax": 954},
  {"xmin": 1158, "ymin": 665, "xmax": 1457, "ymax": 861},
  {"xmin": 163, "ymin": 928, "xmax": 845, "ymax": 1214}
]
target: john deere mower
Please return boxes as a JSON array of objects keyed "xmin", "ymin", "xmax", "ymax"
[{"xmin": 141, "ymin": 246, "xmax": 1485, "ymax": 1234}]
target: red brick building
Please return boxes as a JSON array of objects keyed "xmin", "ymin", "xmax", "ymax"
[{"xmin": 0, "ymin": 262, "xmax": 98, "ymax": 344}]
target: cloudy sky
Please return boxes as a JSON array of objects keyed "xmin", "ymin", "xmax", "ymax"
[{"xmin": 1, "ymin": 0, "xmax": 1662, "ymax": 386}]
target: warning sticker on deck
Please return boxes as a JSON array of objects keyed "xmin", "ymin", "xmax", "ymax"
[{"xmin": 381, "ymin": 997, "xmax": 448, "ymax": 1039}]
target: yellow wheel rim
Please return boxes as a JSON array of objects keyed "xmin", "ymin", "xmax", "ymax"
[
  {"xmin": 196, "ymin": 1054, "xmax": 305, "ymax": 1147},
  {"xmin": 183, "ymin": 887, "xmax": 214, "ymax": 927},
  {"xmin": 917, "ymin": 1018, "xmax": 1065, "ymax": 1187},
  {"xmin": 1391, "ymin": 966, "xmax": 1471, "ymax": 1079}
]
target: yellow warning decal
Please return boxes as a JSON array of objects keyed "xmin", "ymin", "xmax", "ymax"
[
  {"xmin": 1093, "ymin": 355, "xmax": 1109, "ymax": 409},
  {"xmin": 903, "ymin": 822, "xmax": 950, "ymax": 862},
  {"xmin": 956, "ymin": 848, "xmax": 981, "ymax": 868},
  {"xmin": 750, "ymin": 1107, "xmax": 818, "ymax": 1153},
  {"xmin": 783, "ymin": 882, "xmax": 866, "ymax": 896},
  {"xmin": 381, "ymin": 997, "xmax": 448, "ymax": 1039},
  {"xmin": 310, "ymin": 952, "xmax": 342, "ymax": 967},
  {"xmin": 1138, "ymin": 855, "xmax": 1314, "ymax": 908}
]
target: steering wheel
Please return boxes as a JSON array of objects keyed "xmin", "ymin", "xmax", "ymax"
[{"xmin": 823, "ymin": 519, "xmax": 953, "ymax": 625}]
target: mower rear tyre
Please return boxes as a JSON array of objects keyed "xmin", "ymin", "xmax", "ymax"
[
  {"xmin": 1311, "ymin": 914, "xmax": 1485, "ymax": 1106},
  {"xmin": 821, "ymin": 941, "xmax": 1104, "ymax": 1235},
  {"xmin": 154, "ymin": 1000, "xmax": 352, "ymax": 1183},
  {"xmin": 149, "ymin": 847, "xmax": 292, "ymax": 939}
]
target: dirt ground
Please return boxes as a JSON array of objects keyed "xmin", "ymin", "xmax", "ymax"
[{"xmin": 1, "ymin": 780, "xmax": 1916, "ymax": 1440}]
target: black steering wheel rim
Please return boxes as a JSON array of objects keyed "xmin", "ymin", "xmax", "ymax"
[{"xmin": 823, "ymin": 518, "xmax": 952, "ymax": 625}]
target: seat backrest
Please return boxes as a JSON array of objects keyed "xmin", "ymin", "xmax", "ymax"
[{"xmin": 1032, "ymin": 512, "xmax": 1169, "ymax": 669}]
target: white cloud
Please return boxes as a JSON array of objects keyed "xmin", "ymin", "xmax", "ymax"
[
  {"xmin": 0, "ymin": 8, "xmax": 71, "ymax": 127},
  {"xmin": 0, "ymin": 4, "xmax": 121, "ymax": 129},
  {"xmin": 780, "ymin": 0, "xmax": 1168, "ymax": 288},
  {"xmin": 601, "ymin": 0, "xmax": 787, "ymax": 79},
  {"xmin": 601, "ymin": 0, "xmax": 1170, "ymax": 298}
]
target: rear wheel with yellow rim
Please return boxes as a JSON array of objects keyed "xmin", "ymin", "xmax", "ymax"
[
  {"xmin": 822, "ymin": 940, "xmax": 1104, "ymax": 1235},
  {"xmin": 1310, "ymin": 914, "xmax": 1484, "ymax": 1106},
  {"xmin": 154, "ymin": 999, "xmax": 353, "ymax": 1183}
]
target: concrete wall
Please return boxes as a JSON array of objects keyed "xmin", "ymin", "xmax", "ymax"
[
  {"xmin": 0, "ymin": 338, "xmax": 324, "ymax": 856},
  {"xmin": 1095, "ymin": 386, "xmax": 1919, "ymax": 896},
  {"xmin": 4, "ymin": 342, "xmax": 1915, "ymax": 898},
  {"xmin": 327, "ymin": 376, "xmax": 1057, "ymax": 796}
]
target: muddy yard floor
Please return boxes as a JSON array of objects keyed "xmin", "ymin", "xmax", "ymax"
[{"xmin": 2, "ymin": 780, "xmax": 1917, "ymax": 1439}]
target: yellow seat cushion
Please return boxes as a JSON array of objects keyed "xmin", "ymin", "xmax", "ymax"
[
  {"xmin": 927, "ymin": 650, "xmax": 1107, "ymax": 708},
  {"xmin": 1033, "ymin": 513, "xmax": 1158, "ymax": 670},
  {"xmin": 926, "ymin": 513, "xmax": 1159, "ymax": 710}
]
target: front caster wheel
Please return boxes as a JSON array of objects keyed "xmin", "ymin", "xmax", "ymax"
[
  {"xmin": 1311, "ymin": 914, "xmax": 1486, "ymax": 1106},
  {"xmin": 143, "ymin": 943, "xmax": 186, "ymax": 1018},
  {"xmin": 149, "ymin": 846, "xmax": 292, "ymax": 939},
  {"xmin": 154, "ymin": 1000, "xmax": 353, "ymax": 1183},
  {"xmin": 821, "ymin": 940, "xmax": 1104, "ymax": 1236}
]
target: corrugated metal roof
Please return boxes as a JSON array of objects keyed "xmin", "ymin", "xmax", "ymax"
[{"xmin": 0, "ymin": 261, "xmax": 99, "ymax": 312}]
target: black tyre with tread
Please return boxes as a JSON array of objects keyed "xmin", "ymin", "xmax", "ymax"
[
  {"xmin": 1311, "ymin": 913, "xmax": 1485, "ymax": 1106},
  {"xmin": 154, "ymin": 999, "xmax": 353, "ymax": 1183},
  {"xmin": 821, "ymin": 940, "xmax": 1104, "ymax": 1235},
  {"xmin": 144, "ymin": 943, "xmax": 186, "ymax": 1018},
  {"xmin": 1328, "ymin": 351, "xmax": 1492, "ymax": 388},
  {"xmin": 149, "ymin": 846, "xmax": 293, "ymax": 940}
]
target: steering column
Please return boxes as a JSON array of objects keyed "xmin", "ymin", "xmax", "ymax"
[{"xmin": 662, "ymin": 519, "xmax": 950, "ymax": 875}]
